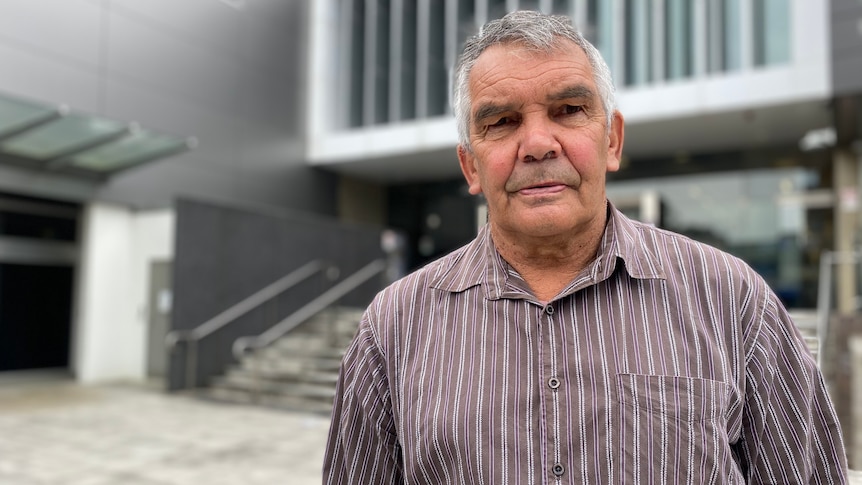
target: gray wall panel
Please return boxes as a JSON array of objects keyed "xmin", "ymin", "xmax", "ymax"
[
  {"xmin": 105, "ymin": 11, "xmax": 244, "ymax": 116},
  {"xmin": 0, "ymin": 42, "xmax": 102, "ymax": 113},
  {"xmin": 0, "ymin": 0, "xmax": 101, "ymax": 68},
  {"xmin": 110, "ymin": 0, "xmax": 243, "ymax": 55},
  {"xmin": 831, "ymin": 0, "xmax": 862, "ymax": 95}
]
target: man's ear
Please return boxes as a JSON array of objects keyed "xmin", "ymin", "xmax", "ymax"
[
  {"xmin": 606, "ymin": 110, "xmax": 624, "ymax": 173},
  {"xmin": 458, "ymin": 145, "xmax": 483, "ymax": 195}
]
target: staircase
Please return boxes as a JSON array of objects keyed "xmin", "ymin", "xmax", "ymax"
[
  {"xmin": 204, "ymin": 307, "xmax": 363, "ymax": 415},
  {"xmin": 790, "ymin": 310, "xmax": 821, "ymax": 364}
]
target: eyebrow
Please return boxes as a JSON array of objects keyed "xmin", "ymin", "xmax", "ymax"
[
  {"xmin": 472, "ymin": 84, "xmax": 597, "ymax": 127},
  {"xmin": 473, "ymin": 103, "xmax": 515, "ymax": 126},
  {"xmin": 548, "ymin": 84, "xmax": 596, "ymax": 102}
]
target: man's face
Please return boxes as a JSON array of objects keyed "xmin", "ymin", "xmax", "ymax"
[{"xmin": 458, "ymin": 41, "xmax": 624, "ymax": 242}]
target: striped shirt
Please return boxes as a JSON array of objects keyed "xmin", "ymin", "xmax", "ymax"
[{"xmin": 323, "ymin": 203, "xmax": 848, "ymax": 484}]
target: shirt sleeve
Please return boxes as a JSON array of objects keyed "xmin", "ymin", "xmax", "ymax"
[
  {"xmin": 736, "ymin": 291, "xmax": 848, "ymax": 484},
  {"xmin": 322, "ymin": 313, "xmax": 404, "ymax": 485}
]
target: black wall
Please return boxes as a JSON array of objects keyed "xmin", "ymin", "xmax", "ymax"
[{"xmin": 169, "ymin": 197, "xmax": 386, "ymax": 389}]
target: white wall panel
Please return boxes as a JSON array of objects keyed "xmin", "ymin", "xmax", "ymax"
[
  {"xmin": 0, "ymin": 0, "xmax": 101, "ymax": 68},
  {"xmin": 0, "ymin": 42, "xmax": 101, "ymax": 112},
  {"xmin": 73, "ymin": 203, "xmax": 174, "ymax": 383}
]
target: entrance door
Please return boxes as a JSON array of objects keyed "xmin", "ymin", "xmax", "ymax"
[
  {"xmin": 147, "ymin": 260, "xmax": 172, "ymax": 377},
  {"xmin": 0, "ymin": 193, "xmax": 79, "ymax": 372},
  {"xmin": 0, "ymin": 263, "xmax": 74, "ymax": 371}
]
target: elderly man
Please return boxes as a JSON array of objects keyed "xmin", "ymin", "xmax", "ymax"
[{"xmin": 324, "ymin": 10, "xmax": 848, "ymax": 484}]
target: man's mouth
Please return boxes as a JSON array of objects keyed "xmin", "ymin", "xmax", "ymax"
[{"xmin": 517, "ymin": 183, "xmax": 567, "ymax": 196}]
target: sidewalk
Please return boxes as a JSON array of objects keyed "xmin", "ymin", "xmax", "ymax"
[
  {"xmin": 1, "ymin": 371, "xmax": 860, "ymax": 485},
  {"xmin": 0, "ymin": 372, "xmax": 330, "ymax": 485}
]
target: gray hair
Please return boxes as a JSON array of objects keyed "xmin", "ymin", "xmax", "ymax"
[{"xmin": 452, "ymin": 10, "xmax": 616, "ymax": 150}]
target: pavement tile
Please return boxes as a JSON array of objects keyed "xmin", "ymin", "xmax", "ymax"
[
  {"xmin": 0, "ymin": 378, "xmax": 329, "ymax": 485},
  {"xmin": 1, "ymin": 374, "xmax": 860, "ymax": 485}
]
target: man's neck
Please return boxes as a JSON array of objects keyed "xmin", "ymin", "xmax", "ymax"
[{"xmin": 491, "ymin": 213, "xmax": 608, "ymax": 303}]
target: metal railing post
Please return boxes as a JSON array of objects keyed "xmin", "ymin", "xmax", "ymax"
[{"xmin": 186, "ymin": 339, "xmax": 198, "ymax": 389}]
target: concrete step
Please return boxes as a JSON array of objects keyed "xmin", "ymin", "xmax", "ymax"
[
  {"xmin": 202, "ymin": 387, "xmax": 334, "ymax": 415},
  {"xmin": 226, "ymin": 366, "xmax": 339, "ymax": 385},
  {"xmin": 240, "ymin": 355, "xmax": 343, "ymax": 373},
  {"xmin": 212, "ymin": 374, "xmax": 336, "ymax": 400},
  {"xmin": 203, "ymin": 305, "xmax": 362, "ymax": 415}
]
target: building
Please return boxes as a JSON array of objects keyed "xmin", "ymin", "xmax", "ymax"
[{"xmin": 0, "ymin": 0, "xmax": 860, "ymax": 430}]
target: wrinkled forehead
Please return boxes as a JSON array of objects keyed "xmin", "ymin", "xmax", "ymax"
[
  {"xmin": 476, "ymin": 36, "xmax": 584, "ymax": 64},
  {"xmin": 468, "ymin": 39, "xmax": 593, "ymax": 92},
  {"xmin": 469, "ymin": 38, "xmax": 588, "ymax": 82}
]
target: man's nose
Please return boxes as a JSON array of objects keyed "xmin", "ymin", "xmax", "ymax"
[{"xmin": 518, "ymin": 118, "xmax": 561, "ymax": 162}]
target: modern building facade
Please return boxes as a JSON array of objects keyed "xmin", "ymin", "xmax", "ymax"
[
  {"xmin": 309, "ymin": 0, "xmax": 860, "ymax": 313},
  {"xmin": 0, "ymin": 0, "xmax": 861, "ymax": 408}
]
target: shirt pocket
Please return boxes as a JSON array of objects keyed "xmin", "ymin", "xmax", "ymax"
[{"xmin": 615, "ymin": 374, "xmax": 740, "ymax": 485}]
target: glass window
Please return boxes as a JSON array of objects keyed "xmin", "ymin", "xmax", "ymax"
[
  {"xmin": 723, "ymin": 0, "xmax": 742, "ymax": 71},
  {"xmin": 428, "ymin": 0, "xmax": 447, "ymax": 117},
  {"xmin": 399, "ymin": 0, "xmax": 417, "ymax": 121},
  {"xmin": 596, "ymin": 0, "xmax": 614, "ymax": 77},
  {"xmin": 624, "ymin": 0, "xmax": 652, "ymax": 86},
  {"xmin": 457, "ymin": 0, "xmax": 476, "ymax": 54},
  {"xmin": 488, "ymin": 0, "xmax": 507, "ymax": 20},
  {"xmin": 585, "ymin": 0, "xmax": 599, "ymax": 44},
  {"xmin": 753, "ymin": 0, "xmax": 790, "ymax": 66},
  {"xmin": 608, "ymin": 166, "xmax": 829, "ymax": 309},
  {"xmin": 0, "ymin": 193, "xmax": 78, "ymax": 242},
  {"xmin": 665, "ymin": 0, "xmax": 692, "ymax": 80},
  {"xmin": 552, "ymin": 0, "xmax": 568, "ymax": 15},
  {"xmin": 346, "ymin": 0, "xmax": 366, "ymax": 128},
  {"xmin": 374, "ymin": 0, "xmax": 391, "ymax": 124}
]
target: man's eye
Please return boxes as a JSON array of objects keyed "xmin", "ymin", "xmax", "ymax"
[
  {"xmin": 489, "ymin": 117, "xmax": 511, "ymax": 127},
  {"xmin": 562, "ymin": 105, "xmax": 583, "ymax": 115}
]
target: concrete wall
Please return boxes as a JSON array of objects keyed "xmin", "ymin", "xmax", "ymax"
[
  {"xmin": 72, "ymin": 203, "xmax": 173, "ymax": 383},
  {"xmin": 0, "ymin": 0, "xmax": 335, "ymax": 214}
]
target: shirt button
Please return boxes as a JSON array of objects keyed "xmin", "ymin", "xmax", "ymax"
[
  {"xmin": 552, "ymin": 463, "xmax": 565, "ymax": 477},
  {"xmin": 548, "ymin": 377, "xmax": 561, "ymax": 390},
  {"xmin": 544, "ymin": 305, "xmax": 554, "ymax": 315}
]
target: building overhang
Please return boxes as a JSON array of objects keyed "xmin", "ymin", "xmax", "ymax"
[{"xmin": 0, "ymin": 91, "xmax": 195, "ymax": 182}]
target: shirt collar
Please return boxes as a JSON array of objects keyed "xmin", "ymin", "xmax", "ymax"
[{"xmin": 430, "ymin": 201, "xmax": 666, "ymax": 298}]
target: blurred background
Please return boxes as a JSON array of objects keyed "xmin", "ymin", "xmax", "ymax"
[{"xmin": 1, "ymin": 0, "xmax": 862, "ymax": 481}]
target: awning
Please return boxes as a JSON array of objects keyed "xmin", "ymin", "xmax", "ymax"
[{"xmin": 0, "ymin": 92, "xmax": 196, "ymax": 180}]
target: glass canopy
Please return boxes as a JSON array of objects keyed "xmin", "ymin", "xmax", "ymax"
[{"xmin": 0, "ymin": 92, "xmax": 194, "ymax": 179}]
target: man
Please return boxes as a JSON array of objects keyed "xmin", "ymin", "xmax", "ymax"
[{"xmin": 324, "ymin": 10, "xmax": 848, "ymax": 484}]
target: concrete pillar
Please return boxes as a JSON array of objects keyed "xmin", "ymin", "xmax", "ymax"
[
  {"xmin": 851, "ymin": 336, "xmax": 862, "ymax": 468},
  {"xmin": 833, "ymin": 148, "xmax": 859, "ymax": 314}
]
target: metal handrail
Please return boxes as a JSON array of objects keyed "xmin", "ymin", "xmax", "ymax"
[
  {"xmin": 815, "ymin": 250, "xmax": 862, "ymax": 368},
  {"xmin": 166, "ymin": 259, "xmax": 333, "ymax": 388},
  {"xmin": 232, "ymin": 258, "xmax": 386, "ymax": 360}
]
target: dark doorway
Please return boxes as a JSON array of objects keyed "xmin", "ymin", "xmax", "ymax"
[
  {"xmin": 0, "ymin": 192, "xmax": 79, "ymax": 372},
  {"xmin": 0, "ymin": 263, "xmax": 74, "ymax": 371}
]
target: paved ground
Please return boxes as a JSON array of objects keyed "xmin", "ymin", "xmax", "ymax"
[
  {"xmin": 1, "ymin": 371, "xmax": 861, "ymax": 485},
  {"xmin": 0, "ymin": 371, "xmax": 330, "ymax": 485}
]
